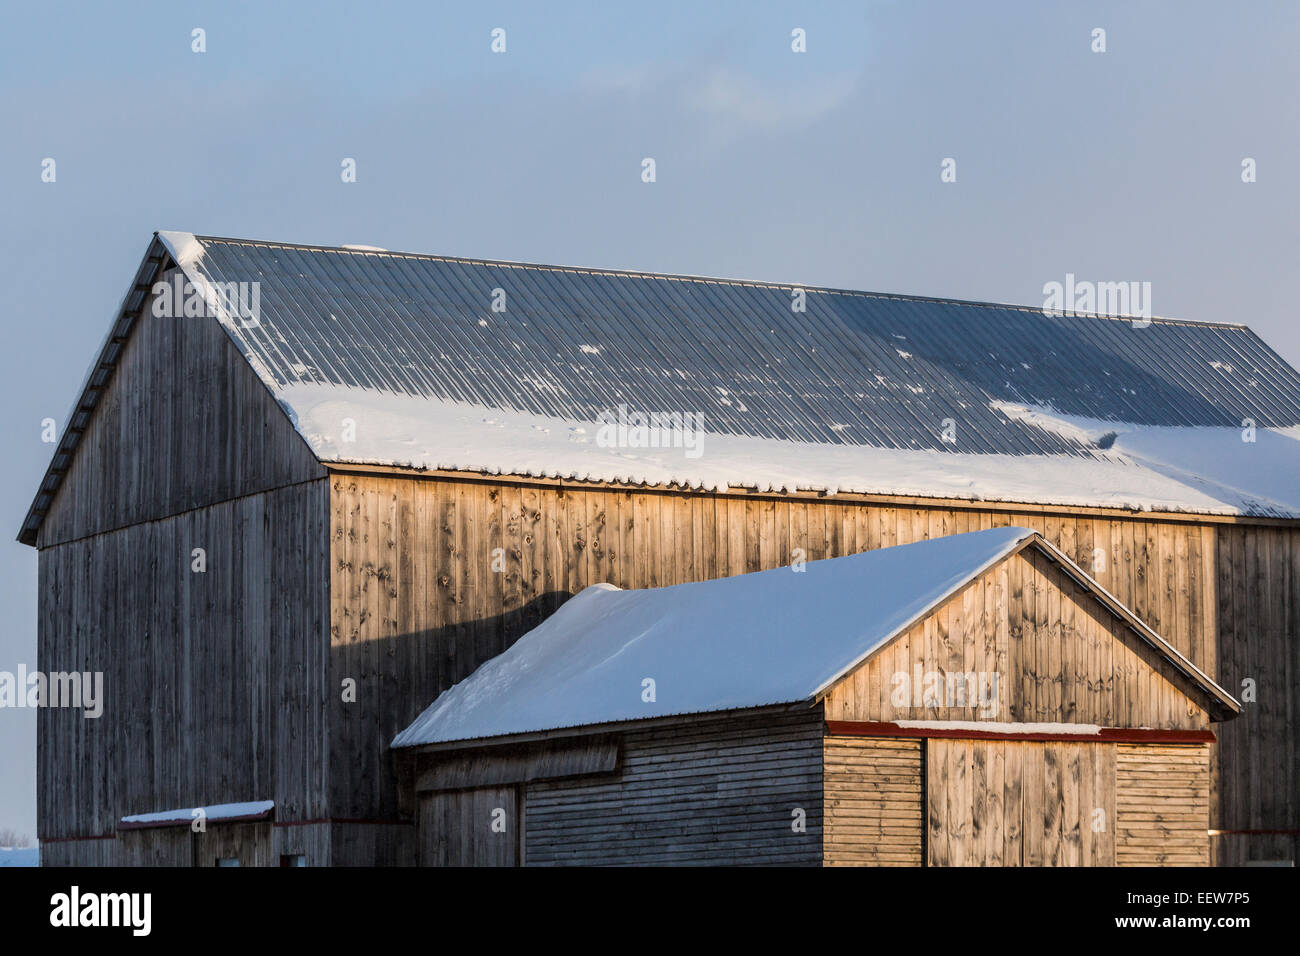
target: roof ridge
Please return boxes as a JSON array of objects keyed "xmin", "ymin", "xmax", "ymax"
[{"xmin": 186, "ymin": 233, "xmax": 1249, "ymax": 331}]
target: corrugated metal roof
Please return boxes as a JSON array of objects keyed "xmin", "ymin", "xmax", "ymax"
[
  {"xmin": 186, "ymin": 235, "xmax": 1300, "ymax": 455},
  {"xmin": 18, "ymin": 231, "xmax": 1300, "ymax": 545}
]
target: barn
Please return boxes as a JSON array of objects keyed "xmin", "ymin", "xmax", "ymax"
[
  {"xmin": 392, "ymin": 527, "xmax": 1238, "ymax": 866},
  {"xmin": 21, "ymin": 231, "xmax": 1300, "ymax": 866}
]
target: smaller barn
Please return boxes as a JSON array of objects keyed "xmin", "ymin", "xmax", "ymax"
[{"xmin": 392, "ymin": 527, "xmax": 1238, "ymax": 866}]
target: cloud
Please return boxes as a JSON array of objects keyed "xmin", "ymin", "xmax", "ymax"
[{"xmin": 687, "ymin": 66, "xmax": 860, "ymax": 142}]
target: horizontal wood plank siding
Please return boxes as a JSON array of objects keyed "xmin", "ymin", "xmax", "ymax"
[
  {"xmin": 1116, "ymin": 743, "xmax": 1210, "ymax": 866},
  {"xmin": 823, "ymin": 736, "xmax": 923, "ymax": 866},
  {"xmin": 521, "ymin": 709, "xmax": 823, "ymax": 866}
]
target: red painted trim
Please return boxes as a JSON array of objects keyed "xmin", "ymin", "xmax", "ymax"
[
  {"xmin": 37, "ymin": 833, "xmax": 116, "ymax": 844},
  {"xmin": 824, "ymin": 720, "xmax": 1215, "ymax": 744},
  {"xmin": 273, "ymin": 818, "xmax": 410, "ymax": 828}
]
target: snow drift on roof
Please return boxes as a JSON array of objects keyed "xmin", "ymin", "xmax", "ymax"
[{"xmin": 392, "ymin": 526, "xmax": 1035, "ymax": 747}]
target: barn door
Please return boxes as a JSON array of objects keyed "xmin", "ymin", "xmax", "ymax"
[
  {"xmin": 418, "ymin": 786, "xmax": 520, "ymax": 866},
  {"xmin": 925, "ymin": 739, "xmax": 1116, "ymax": 866}
]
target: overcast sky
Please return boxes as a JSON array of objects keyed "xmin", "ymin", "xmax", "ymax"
[{"xmin": 2, "ymin": 0, "xmax": 1298, "ymax": 837}]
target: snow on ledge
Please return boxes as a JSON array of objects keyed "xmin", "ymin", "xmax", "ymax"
[
  {"xmin": 893, "ymin": 720, "xmax": 1103, "ymax": 735},
  {"xmin": 119, "ymin": 800, "xmax": 274, "ymax": 830}
]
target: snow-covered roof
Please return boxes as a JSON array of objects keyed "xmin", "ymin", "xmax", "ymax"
[
  {"xmin": 392, "ymin": 527, "xmax": 1234, "ymax": 748},
  {"xmin": 393, "ymin": 527, "xmax": 1037, "ymax": 747},
  {"xmin": 20, "ymin": 231, "xmax": 1300, "ymax": 544},
  {"xmin": 118, "ymin": 800, "xmax": 274, "ymax": 830}
]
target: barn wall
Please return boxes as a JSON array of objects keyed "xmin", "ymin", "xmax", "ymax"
[
  {"xmin": 1116, "ymin": 743, "xmax": 1210, "ymax": 866},
  {"xmin": 330, "ymin": 472, "xmax": 1296, "ymax": 865},
  {"xmin": 327, "ymin": 823, "xmax": 415, "ymax": 867},
  {"xmin": 37, "ymin": 269, "xmax": 324, "ymax": 548},
  {"xmin": 37, "ymin": 837, "xmax": 138, "ymax": 867},
  {"xmin": 522, "ymin": 709, "xmax": 823, "ymax": 866},
  {"xmin": 822, "ymin": 550, "xmax": 1211, "ymax": 729},
  {"xmin": 194, "ymin": 823, "xmax": 275, "ymax": 867},
  {"xmin": 37, "ymin": 480, "xmax": 331, "ymax": 862},
  {"xmin": 823, "ymin": 736, "xmax": 923, "ymax": 866},
  {"xmin": 40, "ymin": 822, "xmax": 337, "ymax": 867},
  {"xmin": 274, "ymin": 823, "xmax": 332, "ymax": 867},
  {"xmin": 1211, "ymin": 526, "xmax": 1298, "ymax": 866}
]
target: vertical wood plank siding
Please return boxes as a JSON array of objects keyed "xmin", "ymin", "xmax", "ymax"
[
  {"xmin": 418, "ymin": 788, "xmax": 519, "ymax": 866},
  {"xmin": 37, "ymin": 269, "xmax": 325, "ymax": 548},
  {"xmin": 37, "ymin": 481, "xmax": 330, "ymax": 860},
  {"xmin": 925, "ymin": 739, "xmax": 1118, "ymax": 867},
  {"xmin": 822, "ymin": 551, "xmax": 1210, "ymax": 729},
  {"xmin": 332, "ymin": 474, "xmax": 1295, "ymax": 865},
  {"xmin": 520, "ymin": 710, "xmax": 823, "ymax": 866},
  {"xmin": 823, "ymin": 737, "xmax": 923, "ymax": 866}
]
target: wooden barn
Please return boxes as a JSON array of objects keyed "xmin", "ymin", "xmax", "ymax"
[
  {"xmin": 20, "ymin": 231, "xmax": 1300, "ymax": 866},
  {"xmin": 391, "ymin": 528, "xmax": 1239, "ymax": 866}
]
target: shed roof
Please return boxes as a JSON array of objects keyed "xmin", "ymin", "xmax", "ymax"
[
  {"xmin": 19, "ymin": 231, "xmax": 1300, "ymax": 544},
  {"xmin": 391, "ymin": 527, "xmax": 1237, "ymax": 749}
]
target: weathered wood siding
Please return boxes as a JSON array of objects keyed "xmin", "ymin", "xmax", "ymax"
[
  {"xmin": 1116, "ymin": 743, "xmax": 1210, "ymax": 866},
  {"xmin": 1211, "ymin": 526, "xmax": 1298, "ymax": 866},
  {"xmin": 823, "ymin": 737, "xmax": 923, "ymax": 866},
  {"xmin": 37, "ymin": 269, "xmax": 324, "ymax": 548},
  {"xmin": 926, "ymin": 739, "xmax": 1117, "ymax": 867},
  {"xmin": 37, "ymin": 481, "xmax": 331, "ymax": 864},
  {"xmin": 521, "ymin": 709, "xmax": 823, "ymax": 866},
  {"xmin": 332, "ymin": 472, "xmax": 1295, "ymax": 865},
  {"xmin": 418, "ymin": 787, "xmax": 519, "ymax": 866},
  {"xmin": 822, "ymin": 550, "xmax": 1211, "ymax": 729},
  {"xmin": 194, "ymin": 823, "xmax": 275, "ymax": 867}
]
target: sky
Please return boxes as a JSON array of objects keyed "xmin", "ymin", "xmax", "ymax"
[{"xmin": 1, "ymin": 0, "xmax": 1299, "ymax": 838}]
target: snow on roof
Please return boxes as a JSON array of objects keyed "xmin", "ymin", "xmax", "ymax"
[
  {"xmin": 167, "ymin": 232, "xmax": 1300, "ymax": 518},
  {"xmin": 157, "ymin": 229, "xmax": 205, "ymax": 270},
  {"xmin": 281, "ymin": 383, "xmax": 1300, "ymax": 516},
  {"xmin": 20, "ymin": 231, "xmax": 1300, "ymax": 549},
  {"xmin": 392, "ymin": 527, "xmax": 1036, "ymax": 747},
  {"xmin": 118, "ymin": 800, "xmax": 274, "ymax": 830}
]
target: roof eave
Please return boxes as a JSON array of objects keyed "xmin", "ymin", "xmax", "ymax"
[
  {"xmin": 16, "ymin": 234, "xmax": 173, "ymax": 547},
  {"xmin": 1025, "ymin": 536, "xmax": 1242, "ymax": 721}
]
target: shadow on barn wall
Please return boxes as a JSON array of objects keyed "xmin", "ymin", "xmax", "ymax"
[
  {"xmin": 1211, "ymin": 527, "xmax": 1300, "ymax": 868},
  {"xmin": 329, "ymin": 591, "xmax": 574, "ymax": 824}
]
